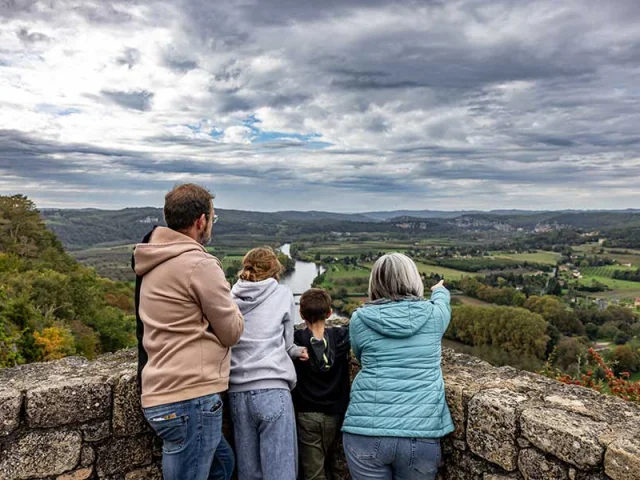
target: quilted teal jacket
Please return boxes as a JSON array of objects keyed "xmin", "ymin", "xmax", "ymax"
[{"xmin": 342, "ymin": 287, "xmax": 454, "ymax": 438}]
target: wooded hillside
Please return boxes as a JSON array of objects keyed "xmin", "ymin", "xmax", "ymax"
[{"xmin": 0, "ymin": 195, "xmax": 135, "ymax": 367}]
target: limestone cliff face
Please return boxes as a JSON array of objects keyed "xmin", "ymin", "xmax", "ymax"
[{"xmin": 0, "ymin": 348, "xmax": 639, "ymax": 480}]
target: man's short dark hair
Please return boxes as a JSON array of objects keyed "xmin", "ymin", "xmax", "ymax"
[
  {"xmin": 164, "ymin": 183, "xmax": 214, "ymax": 231},
  {"xmin": 300, "ymin": 288, "xmax": 332, "ymax": 324}
]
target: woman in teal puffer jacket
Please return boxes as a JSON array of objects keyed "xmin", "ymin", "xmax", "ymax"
[{"xmin": 342, "ymin": 253, "xmax": 454, "ymax": 480}]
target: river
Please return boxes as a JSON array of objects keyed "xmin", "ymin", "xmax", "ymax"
[{"xmin": 278, "ymin": 244, "xmax": 347, "ymax": 324}]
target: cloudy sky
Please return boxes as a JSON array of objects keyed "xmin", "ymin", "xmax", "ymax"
[{"xmin": 1, "ymin": 0, "xmax": 639, "ymax": 212}]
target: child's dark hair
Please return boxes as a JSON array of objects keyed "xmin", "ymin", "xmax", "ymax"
[{"xmin": 300, "ymin": 288, "xmax": 332, "ymax": 324}]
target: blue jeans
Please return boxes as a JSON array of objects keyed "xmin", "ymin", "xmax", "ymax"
[
  {"xmin": 343, "ymin": 433, "xmax": 441, "ymax": 480},
  {"xmin": 143, "ymin": 393, "xmax": 235, "ymax": 480},
  {"xmin": 229, "ymin": 389, "xmax": 297, "ymax": 480}
]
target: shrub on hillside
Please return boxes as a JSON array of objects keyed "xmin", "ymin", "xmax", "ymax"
[
  {"xmin": 598, "ymin": 323, "xmax": 622, "ymax": 340},
  {"xmin": 553, "ymin": 336, "xmax": 589, "ymax": 374},
  {"xmin": 446, "ymin": 305, "xmax": 549, "ymax": 360},
  {"xmin": 524, "ymin": 295, "xmax": 585, "ymax": 337},
  {"xmin": 614, "ymin": 331, "xmax": 632, "ymax": 345}
]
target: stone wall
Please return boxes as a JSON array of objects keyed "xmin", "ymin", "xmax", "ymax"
[{"xmin": 1, "ymin": 348, "xmax": 639, "ymax": 480}]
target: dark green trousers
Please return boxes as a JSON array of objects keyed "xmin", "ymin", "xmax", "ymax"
[{"xmin": 296, "ymin": 412, "xmax": 343, "ymax": 480}]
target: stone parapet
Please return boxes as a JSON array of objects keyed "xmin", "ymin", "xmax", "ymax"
[{"xmin": 0, "ymin": 348, "xmax": 638, "ymax": 479}]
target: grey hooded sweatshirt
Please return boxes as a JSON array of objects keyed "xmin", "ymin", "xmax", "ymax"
[{"xmin": 229, "ymin": 278, "xmax": 304, "ymax": 392}]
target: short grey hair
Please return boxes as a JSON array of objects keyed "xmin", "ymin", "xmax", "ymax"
[{"xmin": 368, "ymin": 253, "xmax": 424, "ymax": 301}]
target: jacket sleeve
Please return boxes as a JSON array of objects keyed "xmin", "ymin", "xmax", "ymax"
[
  {"xmin": 132, "ymin": 227, "xmax": 156, "ymax": 392},
  {"xmin": 342, "ymin": 325, "xmax": 350, "ymax": 348},
  {"xmin": 190, "ymin": 257, "xmax": 244, "ymax": 347},
  {"xmin": 429, "ymin": 286, "xmax": 452, "ymax": 334},
  {"xmin": 284, "ymin": 290, "xmax": 304, "ymax": 358}
]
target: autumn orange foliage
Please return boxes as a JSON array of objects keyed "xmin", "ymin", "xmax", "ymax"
[
  {"xmin": 542, "ymin": 348, "xmax": 640, "ymax": 403},
  {"xmin": 33, "ymin": 326, "xmax": 76, "ymax": 361}
]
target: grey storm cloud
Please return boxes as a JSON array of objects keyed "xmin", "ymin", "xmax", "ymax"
[
  {"xmin": 162, "ymin": 49, "xmax": 199, "ymax": 72},
  {"xmin": 16, "ymin": 27, "xmax": 49, "ymax": 43},
  {"xmin": 1, "ymin": 0, "xmax": 640, "ymax": 210},
  {"xmin": 101, "ymin": 90, "xmax": 154, "ymax": 111},
  {"xmin": 116, "ymin": 48, "xmax": 141, "ymax": 69}
]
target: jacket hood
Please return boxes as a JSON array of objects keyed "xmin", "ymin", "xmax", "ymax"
[
  {"xmin": 133, "ymin": 227, "xmax": 207, "ymax": 276},
  {"xmin": 232, "ymin": 278, "xmax": 280, "ymax": 315},
  {"xmin": 357, "ymin": 299, "xmax": 432, "ymax": 339}
]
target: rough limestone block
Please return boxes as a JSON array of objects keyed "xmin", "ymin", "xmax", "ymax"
[
  {"xmin": 604, "ymin": 436, "xmax": 640, "ymax": 480},
  {"xmin": 124, "ymin": 464, "xmax": 162, "ymax": 480},
  {"xmin": 113, "ymin": 374, "xmax": 149, "ymax": 437},
  {"xmin": 80, "ymin": 445, "xmax": 96, "ymax": 467},
  {"xmin": 517, "ymin": 438, "xmax": 531, "ymax": 449},
  {"xmin": 453, "ymin": 439, "xmax": 467, "ymax": 451},
  {"xmin": 573, "ymin": 473, "xmax": 607, "ymax": 480},
  {"xmin": 483, "ymin": 474, "xmax": 522, "ymax": 480},
  {"xmin": 444, "ymin": 380, "xmax": 467, "ymax": 440},
  {"xmin": 82, "ymin": 420, "xmax": 112, "ymax": 442},
  {"xmin": 467, "ymin": 389, "xmax": 528, "ymax": 471},
  {"xmin": 518, "ymin": 448, "xmax": 569, "ymax": 480},
  {"xmin": 0, "ymin": 430, "xmax": 82, "ymax": 479},
  {"xmin": 447, "ymin": 448, "xmax": 496, "ymax": 477},
  {"xmin": 0, "ymin": 387, "xmax": 22, "ymax": 436},
  {"xmin": 26, "ymin": 377, "xmax": 112, "ymax": 427},
  {"xmin": 57, "ymin": 467, "xmax": 94, "ymax": 480},
  {"xmin": 443, "ymin": 367, "xmax": 487, "ymax": 441},
  {"xmin": 96, "ymin": 435, "xmax": 153, "ymax": 476},
  {"xmin": 520, "ymin": 408, "xmax": 609, "ymax": 470},
  {"xmin": 444, "ymin": 464, "xmax": 483, "ymax": 480}
]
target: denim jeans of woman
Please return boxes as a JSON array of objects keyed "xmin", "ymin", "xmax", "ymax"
[
  {"xmin": 229, "ymin": 388, "xmax": 297, "ymax": 480},
  {"xmin": 343, "ymin": 432, "xmax": 441, "ymax": 480},
  {"xmin": 143, "ymin": 393, "xmax": 235, "ymax": 480}
]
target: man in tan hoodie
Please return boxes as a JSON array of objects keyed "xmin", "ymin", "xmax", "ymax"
[{"xmin": 133, "ymin": 183, "xmax": 244, "ymax": 480}]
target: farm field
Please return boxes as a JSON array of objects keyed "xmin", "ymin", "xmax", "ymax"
[
  {"xmin": 574, "ymin": 244, "xmax": 640, "ymax": 268},
  {"xmin": 491, "ymin": 250, "xmax": 562, "ymax": 265},
  {"xmin": 323, "ymin": 264, "xmax": 371, "ymax": 279},
  {"xmin": 357, "ymin": 260, "xmax": 478, "ymax": 281},
  {"xmin": 453, "ymin": 295, "xmax": 491, "ymax": 306},
  {"xmin": 315, "ymin": 263, "xmax": 369, "ymax": 295},
  {"xmin": 577, "ymin": 274, "xmax": 640, "ymax": 299},
  {"xmin": 607, "ymin": 254, "xmax": 640, "ymax": 268},
  {"xmin": 581, "ymin": 266, "xmax": 634, "ymax": 278},
  {"xmin": 220, "ymin": 255, "xmax": 245, "ymax": 271},
  {"xmin": 301, "ymin": 239, "xmax": 453, "ymax": 257},
  {"xmin": 71, "ymin": 244, "xmax": 135, "ymax": 282},
  {"xmin": 415, "ymin": 262, "xmax": 480, "ymax": 280}
]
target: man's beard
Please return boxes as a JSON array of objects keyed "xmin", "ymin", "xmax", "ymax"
[{"xmin": 198, "ymin": 227, "xmax": 211, "ymax": 245}]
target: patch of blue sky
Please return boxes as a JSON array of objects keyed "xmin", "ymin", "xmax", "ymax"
[
  {"xmin": 36, "ymin": 104, "xmax": 81, "ymax": 116},
  {"xmin": 253, "ymin": 130, "xmax": 331, "ymax": 149},
  {"xmin": 242, "ymin": 115, "xmax": 260, "ymax": 128},
  {"xmin": 210, "ymin": 128, "xmax": 223, "ymax": 139},
  {"xmin": 178, "ymin": 121, "xmax": 222, "ymax": 139},
  {"xmin": 239, "ymin": 115, "xmax": 330, "ymax": 147}
]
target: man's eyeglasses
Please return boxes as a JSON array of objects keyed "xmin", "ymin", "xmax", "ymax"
[{"xmin": 213, "ymin": 214, "xmax": 219, "ymax": 224}]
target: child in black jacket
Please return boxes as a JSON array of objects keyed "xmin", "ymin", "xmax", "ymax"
[{"xmin": 293, "ymin": 288, "xmax": 351, "ymax": 480}]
